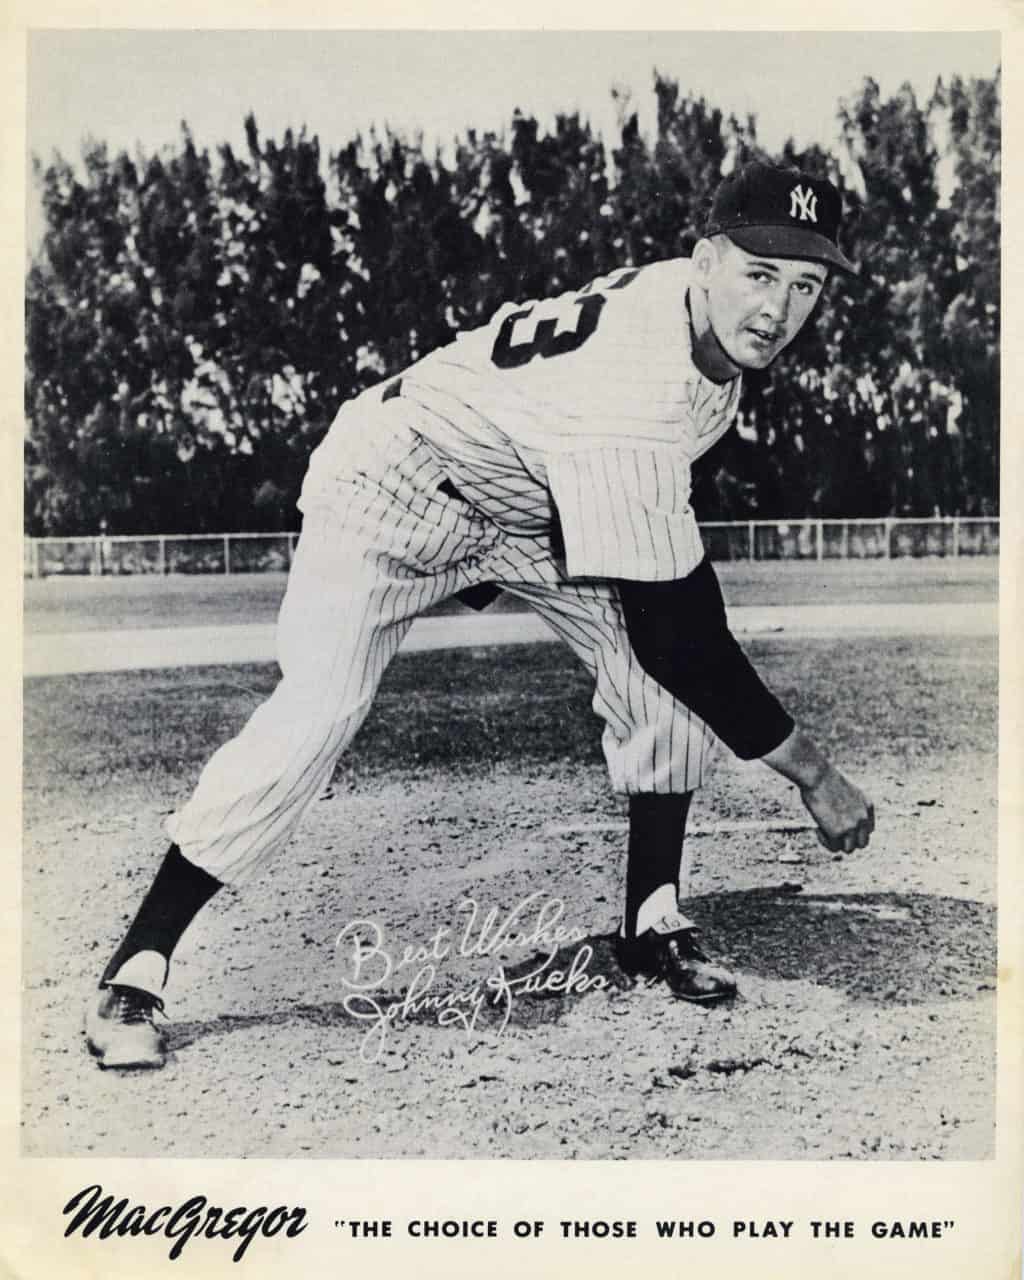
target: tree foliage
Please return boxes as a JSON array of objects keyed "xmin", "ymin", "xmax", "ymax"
[{"xmin": 25, "ymin": 71, "xmax": 1000, "ymax": 534}]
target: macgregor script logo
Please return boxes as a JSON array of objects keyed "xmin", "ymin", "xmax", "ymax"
[{"xmin": 789, "ymin": 185, "xmax": 818, "ymax": 223}]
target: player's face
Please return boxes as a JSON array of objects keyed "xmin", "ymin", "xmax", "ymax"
[{"xmin": 701, "ymin": 241, "xmax": 828, "ymax": 372}]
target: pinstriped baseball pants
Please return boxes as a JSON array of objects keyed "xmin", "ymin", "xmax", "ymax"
[{"xmin": 166, "ymin": 417, "xmax": 719, "ymax": 885}]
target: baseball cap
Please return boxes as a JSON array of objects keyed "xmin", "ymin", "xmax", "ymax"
[{"xmin": 705, "ymin": 161, "xmax": 857, "ymax": 275}]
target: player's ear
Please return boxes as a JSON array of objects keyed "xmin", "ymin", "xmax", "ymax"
[{"xmin": 691, "ymin": 237, "xmax": 719, "ymax": 290}]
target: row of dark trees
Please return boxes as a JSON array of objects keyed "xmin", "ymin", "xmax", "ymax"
[{"xmin": 25, "ymin": 71, "xmax": 999, "ymax": 535}]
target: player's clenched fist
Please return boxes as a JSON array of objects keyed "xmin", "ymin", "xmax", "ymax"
[
  {"xmin": 799, "ymin": 765, "xmax": 875, "ymax": 853},
  {"xmin": 761, "ymin": 726, "xmax": 875, "ymax": 854}
]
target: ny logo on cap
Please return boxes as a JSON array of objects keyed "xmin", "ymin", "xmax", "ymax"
[{"xmin": 789, "ymin": 185, "xmax": 818, "ymax": 223}]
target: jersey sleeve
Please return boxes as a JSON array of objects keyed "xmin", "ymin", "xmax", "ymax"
[
  {"xmin": 545, "ymin": 445, "xmax": 705, "ymax": 581},
  {"xmin": 619, "ymin": 559, "xmax": 796, "ymax": 759}
]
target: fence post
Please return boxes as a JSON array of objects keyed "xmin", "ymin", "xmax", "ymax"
[
  {"xmin": 748, "ymin": 520, "xmax": 755, "ymax": 562},
  {"xmin": 288, "ymin": 533, "xmax": 296, "ymax": 567},
  {"xmin": 158, "ymin": 536, "xmax": 166, "ymax": 575},
  {"xmin": 841, "ymin": 521, "xmax": 849, "ymax": 559},
  {"xmin": 31, "ymin": 539, "xmax": 40, "ymax": 579},
  {"xmin": 952, "ymin": 516, "xmax": 960, "ymax": 558},
  {"xmin": 816, "ymin": 519, "xmax": 824, "ymax": 561},
  {"xmin": 885, "ymin": 517, "xmax": 893, "ymax": 560},
  {"xmin": 93, "ymin": 537, "xmax": 103, "ymax": 576},
  {"xmin": 224, "ymin": 535, "xmax": 231, "ymax": 575}
]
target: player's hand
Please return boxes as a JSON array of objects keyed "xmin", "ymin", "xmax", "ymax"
[{"xmin": 800, "ymin": 765, "xmax": 875, "ymax": 853}]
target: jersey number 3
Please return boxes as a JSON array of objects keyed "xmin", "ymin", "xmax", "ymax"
[{"xmin": 490, "ymin": 268, "xmax": 639, "ymax": 369}]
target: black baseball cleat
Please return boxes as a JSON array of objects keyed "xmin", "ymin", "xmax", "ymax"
[
  {"xmin": 85, "ymin": 985, "xmax": 167, "ymax": 1069},
  {"xmin": 616, "ymin": 918, "xmax": 738, "ymax": 1004}
]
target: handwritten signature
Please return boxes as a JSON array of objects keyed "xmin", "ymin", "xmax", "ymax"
[{"xmin": 334, "ymin": 892, "xmax": 609, "ymax": 1061}]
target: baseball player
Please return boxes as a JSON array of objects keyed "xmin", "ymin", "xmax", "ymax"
[{"xmin": 86, "ymin": 161, "xmax": 874, "ymax": 1069}]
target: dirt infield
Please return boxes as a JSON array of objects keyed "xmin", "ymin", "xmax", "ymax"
[
  {"xmin": 23, "ymin": 557, "xmax": 998, "ymax": 633},
  {"xmin": 22, "ymin": 623, "xmax": 997, "ymax": 1160},
  {"xmin": 22, "ymin": 559, "xmax": 1000, "ymax": 677},
  {"xmin": 22, "ymin": 602, "xmax": 998, "ymax": 677}
]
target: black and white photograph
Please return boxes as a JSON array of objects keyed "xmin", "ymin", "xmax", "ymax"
[{"xmin": 12, "ymin": 17, "xmax": 1021, "ymax": 1270}]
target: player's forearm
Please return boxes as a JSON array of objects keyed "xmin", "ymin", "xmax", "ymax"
[{"xmin": 760, "ymin": 726, "xmax": 832, "ymax": 789}]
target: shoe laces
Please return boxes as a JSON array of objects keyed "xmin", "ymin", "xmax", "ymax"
[
  {"xmin": 109, "ymin": 985, "xmax": 165, "ymax": 1023},
  {"xmin": 665, "ymin": 930, "xmax": 710, "ymax": 963}
]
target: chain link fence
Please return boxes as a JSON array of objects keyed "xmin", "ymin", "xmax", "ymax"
[
  {"xmin": 25, "ymin": 532, "xmax": 298, "ymax": 578},
  {"xmin": 25, "ymin": 518, "xmax": 999, "ymax": 578},
  {"xmin": 699, "ymin": 517, "xmax": 999, "ymax": 562}
]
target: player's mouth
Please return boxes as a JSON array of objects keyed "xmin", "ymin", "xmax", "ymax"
[{"xmin": 746, "ymin": 326, "xmax": 781, "ymax": 349}]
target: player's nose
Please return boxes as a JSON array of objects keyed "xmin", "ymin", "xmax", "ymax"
[{"xmin": 759, "ymin": 287, "xmax": 789, "ymax": 326}]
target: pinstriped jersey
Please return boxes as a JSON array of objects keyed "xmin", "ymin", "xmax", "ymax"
[{"xmin": 307, "ymin": 258, "xmax": 742, "ymax": 582}]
